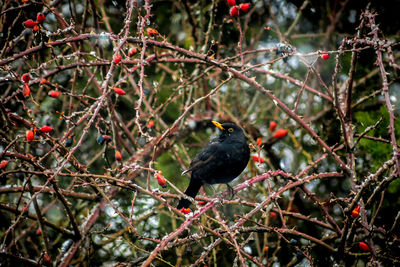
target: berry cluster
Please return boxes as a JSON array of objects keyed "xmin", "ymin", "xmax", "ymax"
[
  {"xmin": 251, "ymin": 121, "xmax": 288, "ymax": 164},
  {"xmin": 227, "ymin": 0, "xmax": 250, "ymax": 17},
  {"xmin": 23, "ymin": 13, "xmax": 46, "ymax": 32},
  {"xmin": 269, "ymin": 121, "xmax": 287, "ymax": 139},
  {"xmin": 21, "ymin": 73, "xmax": 31, "ymax": 97}
]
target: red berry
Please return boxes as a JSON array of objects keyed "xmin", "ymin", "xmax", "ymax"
[
  {"xmin": 252, "ymin": 155, "xmax": 264, "ymax": 163},
  {"xmin": 226, "ymin": 0, "xmax": 235, "ymax": 6},
  {"xmin": 40, "ymin": 78, "xmax": 47, "ymax": 84},
  {"xmin": 36, "ymin": 228, "xmax": 42, "ymax": 235},
  {"xmin": 26, "ymin": 130, "xmax": 35, "ymax": 141},
  {"xmin": 154, "ymin": 172, "xmax": 166, "ymax": 187},
  {"xmin": 147, "ymin": 28, "xmax": 159, "ymax": 37},
  {"xmin": 21, "ymin": 73, "xmax": 30, "ymax": 83},
  {"xmin": 270, "ymin": 211, "xmax": 277, "ymax": 220},
  {"xmin": 358, "ymin": 241, "xmax": 370, "ymax": 252},
  {"xmin": 239, "ymin": 3, "xmax": 250, "ymax": 12},
  {"xmin": 33, "ymin": 25, "xmax": 39, "ymax": 31},
  {"xmin": 36, "ymin": 13, "xmax": 45, "ymax": 23},
  {"xmin": 103, "ymin": 135, "xmax": 112, "ymax": 143},
  {"xmin": 321, "ymin": 53, "xmax": 330, "ymax": 60},
  {"xmin": 40, "ymin": 125, "xmax": 53, "ymax": 133},
  {"xmin": 23, "ymin": 83, "xmax": 31, "ymax": 97},
  {"xmin": 147, "ymin": 120, "xmax": 154, "ymax": 128},
  {"xmin": 230, "ymin": 6, "xmax": 240, "ymax": 17},
  {"xmin": 113, "ymin": 54, "xmax": 121, "ymax": 64},
  {"xmin": 0, "ymin": 160, "xmax": 8, "ymax": 169},
  {"xmin": 351, "ymin": 205, "xmax": 360, "ymax": 218},
  {"xmin": 273, "ymin": 129, "xmax": 287, "ymax": 138},
  {"xmin": 113, "ymin": 87, "xmax": 125, "ymax": 96},
  {"xmin": 154, "ymin": 172, "xmax": 162, "ymax": 180},
  {"xmin": 23, "ymin": 19, "xmax": 37, "ymax": 28},
  {"xmin": 128, "ymin": 47, "xmax": 138, "ymax": 57},
  {"xmin": 157, "ymin": 176, "xmax": 167, "ymax": 187},
  {"xmin": 49, "ymin": 90, "xmax": 61, "ymax": 98},
  {"xmin": 269, "ymin": 121, "xmax": 277, "ymax": 132},
  {"xmin": 197, "ymin": 200, "xmax": 207, "ymax": 206},
  {"xmin": 43, "ymin": 253, "xmax": 51, "ymax": 264},
  {"xmin": 115, "ymin": 151, "xmax": 122, "ymax": 161}
]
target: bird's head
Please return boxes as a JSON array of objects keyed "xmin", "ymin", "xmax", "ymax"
[{"xmin": 212, "ymin": 121, "xmax": 246, "ymax": 141}]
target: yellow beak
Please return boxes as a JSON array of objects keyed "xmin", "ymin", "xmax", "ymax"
[{"xmin": 212, "ymin": 121, "xmax": 224, "ymax": 130}]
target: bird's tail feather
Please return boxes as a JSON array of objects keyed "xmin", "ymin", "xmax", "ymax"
[{"xmin": 177, "ymin": 179, "xmax": 203, "ymax": 209}]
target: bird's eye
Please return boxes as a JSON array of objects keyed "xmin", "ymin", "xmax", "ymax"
[{"xmin": 228, "ymin": 128, "xmax": 234, "ymax": 133}]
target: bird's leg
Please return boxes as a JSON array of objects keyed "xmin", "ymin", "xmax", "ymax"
[{"xmin": 226, "ymin": 183, "xmax": 235, "ymax": 200}]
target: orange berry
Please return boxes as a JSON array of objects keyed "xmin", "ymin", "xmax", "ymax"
[
  {"xmin": 197, "ymin": 200, "xmax": 207, "ymax": 206},
  {"xmin": 115, "ymin": 151, "xmax": 122, "ymax": 161},
  {"xmin": 146, "ymin": 27, "xmax": 159, "ymax": 37},
  {"xmin": 272, "ymin": 129, "xmax": 287, "ymax": 138},
  {"xmin": 128, "ymin": 47, "xmax": 138, "ymax": 57},
  {"xmin": 351, "ymin": 205, "xmax": 360, "ymax": 218},
  {"xmin": 263, "ymin": 246, "xmax": 269, "ymax": 252},
  {"xmin": 33, "ymin": 25, "xmax": 39, "ymax": 31},
  {"xmin": 256, "ymin": 137, "xmax": 262, "ymax": 146},
  {"xmin": 40, "ymin": 78, "xmax": 47, "ymax": 84},
  {"xmin": 23, "ymin": 83, "xmax": 31, "ymax": 97},
  {"xmin": 147, "ymin": 120, "xmax": 154, "ymax": 128},
  {"xmin": 180, "ymin": 207, "xmax": 191, "ymax": 214},
  {"xmin": 154, "ymin": 172, "xmax": 166, "ymax": 187},
  {"xmin": 0, "ymin": 160, "xmax": 8, "ymax": 169},
  {"xmin": 157, "ymin": 176, "xmax": 167, "ymax": 187},
  {"xmin": 26, "ymin": 153, "xmax": 35, "ymax": 160}
]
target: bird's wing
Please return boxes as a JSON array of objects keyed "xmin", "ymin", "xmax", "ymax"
[{"xmin": 183, "ymin": 142, "xmax": 220, "ymax": 174}]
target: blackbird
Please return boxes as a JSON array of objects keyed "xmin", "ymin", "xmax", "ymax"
[{"xmin": 177, "ymin": 121, "xmax": 250, "ymax": 209}]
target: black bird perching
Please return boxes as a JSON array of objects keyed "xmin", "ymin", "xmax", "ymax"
[{"xmin": 177, "ymin": 121, "xmax": 250, "ymax": 209}]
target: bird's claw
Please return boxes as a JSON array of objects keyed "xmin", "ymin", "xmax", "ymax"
[{"xmin": 226, "ymin": 183, "xmax": 235, "ymax": 200}]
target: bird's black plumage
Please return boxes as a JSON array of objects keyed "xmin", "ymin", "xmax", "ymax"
[{"xmin": 177, "ymin": 121, "xmax": 250, "ymax": 209}]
